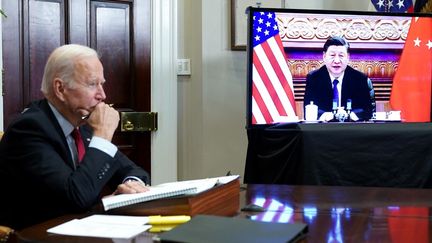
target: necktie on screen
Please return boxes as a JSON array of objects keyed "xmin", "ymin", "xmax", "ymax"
[
  {"xmin": 332, "ymin": 79, "xmax": 339, "ymax": 106},
  {"xmin": 71, "ymin": 128, "xmax": 85, "ymax": 163}
]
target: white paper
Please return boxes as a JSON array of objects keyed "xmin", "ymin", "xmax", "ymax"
[
  {"xmin": 47, "ymin": 215, "xmax": 151, "ymax": 239},
  {"xmin": 215, "ymin": 175, "xmax": 240, "ymax": 184},
  {"xmin": 156, "ymin": 175, "xmax": 239, "ymax": 194},
  {"xmin": 80, "ymin": 214, "xmax": 149, "ymax": 225}
]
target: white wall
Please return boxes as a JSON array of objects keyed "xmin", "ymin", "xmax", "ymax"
[
  {"xmin": 177, "ymin": 0, "xmax": 249, "ymax": 180},
  {"xmin": 176, "ymin": 0, "xmax": 373, "ymax": 181},
  {"xmin": 177, "ymin": 0, "xmax": 205, "ymax": 179},
  {"xmin": 200, "ymin": 0, "xmax": 248, "ymax": 178}
]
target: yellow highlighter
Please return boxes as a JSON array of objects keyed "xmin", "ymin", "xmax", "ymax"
[
  {"xmin": 148, "ymin": 215, "xmax": 191, "ymax": 225},
  {"xmin": 148, "ymin": 224, "xmax": 179, "ymax": 233}
]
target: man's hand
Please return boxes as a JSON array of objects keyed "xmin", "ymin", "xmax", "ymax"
[
  {"xmin": 86, "ymin": 102, "xmax": 119, "ymax": 141},
  {"xmin": 112, "ymin": 180, "xmax": 150, "ymax": 195}
]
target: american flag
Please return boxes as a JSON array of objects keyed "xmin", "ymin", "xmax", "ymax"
[
  {"xmin": 370, "ymin": 0, "xmax": 414, "ymax": 12},
  {"xmin": 251, "ymin": 11, "xmax": 296, "ymax": 124}
]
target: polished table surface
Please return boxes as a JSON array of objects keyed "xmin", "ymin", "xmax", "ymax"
[{"xmin": 17, "ymin": 184, "xmax": 432, "ymax": 242}]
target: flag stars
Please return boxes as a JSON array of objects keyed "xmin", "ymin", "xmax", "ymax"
[
  {"xmin": 376, "ymin": 0, "xmax": 385, "ymax": 8},
  {"xmin": 412, "ymin": 38, "xmax": 432, "ymax": 50},
  {"xmin": 373, "ymin": 0, "xmax": 411, "ymax": 12},
  {"xmin": 414, "ymin": 37, "xmax": 421, "ymax": 47},
  {"xmin": 252, "ymin": 11, "xmax": 280, "ymax": 47},
  {"xmin": 427, "ymin": 41, "xmax": 432, "ymax": 50}
]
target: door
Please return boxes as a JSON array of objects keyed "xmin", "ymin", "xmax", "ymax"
[{"xmin": 2, "ymin": 0, "xmax": 151, "ymax": 173}]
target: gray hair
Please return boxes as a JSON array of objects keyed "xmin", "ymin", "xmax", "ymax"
[{"xmin": 40, "ymin": 44, "xmax": 99, "ymax": 96}]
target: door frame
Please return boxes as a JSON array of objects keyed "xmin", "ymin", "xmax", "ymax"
[
  {"xmin": 0, "ymin": 0, "xmax": 3, "ymax": 131},
  {"xmin": 151, "ymin": 0, "xmax": 178, "ymax": 185}
]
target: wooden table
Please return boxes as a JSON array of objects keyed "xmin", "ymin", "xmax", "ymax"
[{"xmin": 17, "ymin": 184, "xmax": 432, "ymax": 242}]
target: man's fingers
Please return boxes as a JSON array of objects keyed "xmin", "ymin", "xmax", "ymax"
[
  {"xmin": 114, "ymin": 181, "xmax": 149, "ymax": 195},
  {"xmin": 125, "ymin": 180, "xmax": 149, "ymax": 193}
]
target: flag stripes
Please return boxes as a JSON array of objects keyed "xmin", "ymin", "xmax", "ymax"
[{"xmin": 251, "ymin": 11, "xmax": 297, "ymax": 124}]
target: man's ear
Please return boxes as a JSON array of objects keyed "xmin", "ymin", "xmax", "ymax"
[{"xmin": 53, "ymin": 78, "xmax": 66, "ymax": 101}]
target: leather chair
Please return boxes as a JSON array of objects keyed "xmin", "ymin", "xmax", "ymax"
[
  {"xmin": 0, "ymin": 226, "xmax": 14, "ymax": 242},
  {"xmin": 0, "ymin": 132, "xmax": 16, "ymax": 242}
]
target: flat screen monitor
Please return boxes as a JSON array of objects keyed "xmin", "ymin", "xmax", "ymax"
[{"xmin": 246, "ymin": 7, "xmax": 432, "ymax": 127}]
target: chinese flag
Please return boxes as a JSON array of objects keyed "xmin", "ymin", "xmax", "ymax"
[{"xmin": 389, "ymin": 17, "xmax": 432, "ymax": 122}]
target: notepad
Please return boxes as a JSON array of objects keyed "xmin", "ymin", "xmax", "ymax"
[
  {"xmin": 102, "ymin": 184, "xmax": 197, "ymax": 211},
  {"xmin": 102, "ymin": 175, "xmax": 240, "ymax": 211}
]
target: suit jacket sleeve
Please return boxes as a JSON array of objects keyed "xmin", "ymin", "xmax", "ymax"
[
  {"xmin": 304, "ymin": 67, "xmax": 334, "ymax": 117},
  {"xmin": 0, "ymin": 101, "xmax": 149, "ymax": 212}
]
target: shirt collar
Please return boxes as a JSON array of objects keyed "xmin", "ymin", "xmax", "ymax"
[
  {"xmin": 47, "ymin": 102, "xmax": 75, "ymax": 137},
  {"xmin": 329, "ymin": 72, "xmax": 345, "ymax": 84}
]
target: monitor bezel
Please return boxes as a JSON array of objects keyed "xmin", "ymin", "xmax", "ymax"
[{"xmin": 246, "ymin": 7, "xmax": 432, "ymax": 129}]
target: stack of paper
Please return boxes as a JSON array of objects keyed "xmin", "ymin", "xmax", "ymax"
[
  {"xmin": 47, "ymin": 215, "xmax": 151, "ymax": 239},
  {"xmin": 47, "ymin": 214, "xmax": 192, "ymax": 238}
]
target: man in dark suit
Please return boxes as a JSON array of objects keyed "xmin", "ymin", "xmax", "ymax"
[
  {"xmin": 303, "ymin": 36, "xmax": 375, "ymax": 121},
  {"xmin": 0, "ymin": 44, "xmax": 150, "ymax": 229}
]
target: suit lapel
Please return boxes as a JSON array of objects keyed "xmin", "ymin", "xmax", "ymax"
[
  {"xmin": 320, "ymin": 67, "xmax": 333, "ymax": 99},
  {"xmin": 37, "ymin": 99, "xmax": 76, "ymax": 169},
  {"xmin": 341, "ymin": 66, "xmax": 353, "ymax": 104}
]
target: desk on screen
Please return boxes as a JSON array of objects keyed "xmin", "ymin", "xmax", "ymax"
[{"xmin": 245, "ymin": 122, "xmax": 432, "ymax": 187}]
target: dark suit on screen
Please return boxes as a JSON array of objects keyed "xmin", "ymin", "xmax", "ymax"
[
  {"xmin": 303, "ymin": 65, "xmax": 375, "ymax": 121},
  {"xmin": 0, "ymin": 99, "xmax": 150, "ymax": 229}
]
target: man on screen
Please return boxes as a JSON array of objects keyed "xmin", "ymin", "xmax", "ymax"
[{"xmin": 303, "ymin": 36, "xmax": 375, "ymax": 121}]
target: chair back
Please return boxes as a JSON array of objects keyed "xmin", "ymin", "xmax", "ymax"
[
  {"xmin": 0, "ymin": 225, "xmax": 14, "ymax": 242},
  {"xmin": 0, "ymin": 133, "xmax": 15, "ymax": 242}
]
